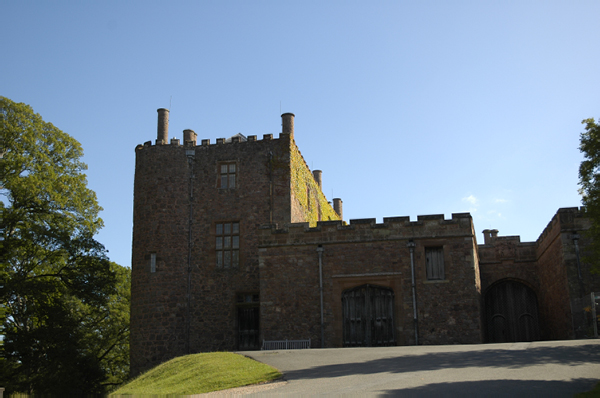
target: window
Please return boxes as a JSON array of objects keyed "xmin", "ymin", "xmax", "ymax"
[
  {"xmin": 237, "ymin": 293, "xmax": 259, "ymax": 303},
  {"xmin": 216, "ymin": 222, "xmax": 240, "ymax": 268},
  {"xmin": 425, "ymin": 247, "xmax": 445, "ymax": 280},
  {"xmin": 219, "ymin": 162, "xmax": 236, "ymax": 189},
  {"xmin": 150, "ymin": 253, "xmax": 156, "ymax": 273}
]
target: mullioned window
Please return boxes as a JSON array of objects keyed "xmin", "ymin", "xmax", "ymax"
[{"xmin": 216, "ymin": 222, "xmax": 240, "ymax": 268}]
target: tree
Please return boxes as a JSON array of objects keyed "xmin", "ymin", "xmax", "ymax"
[
  {"xmin": 1, "ymin": 97, "xmax": 130, "ymax": 395},
  {"xmin": 578, "ymin": 117, "xmax": 600, "ymax": 273}
]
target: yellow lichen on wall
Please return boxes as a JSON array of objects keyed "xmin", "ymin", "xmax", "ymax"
[{"xmin": 290, "ymin": 141, "xmax": 340, "ymax": 226}]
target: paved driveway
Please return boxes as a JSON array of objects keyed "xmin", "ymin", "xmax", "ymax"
[{"xmin": 226, "ymin": 339, "xmax": 600, "ymax": 397}]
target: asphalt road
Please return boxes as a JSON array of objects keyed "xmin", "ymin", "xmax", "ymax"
[{"xmin": 227, "ymin": 339, "xmax": 600, "ymax": 397}]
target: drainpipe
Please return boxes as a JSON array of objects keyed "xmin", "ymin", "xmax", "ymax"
[
  {"xmin": 407, "ymin": 240, "xmax": 419, "ymax": 345},
  {"xmin": 572, "ymin": 233, "xmax": 582, "ymax": 280},
  {"xmin": 317, "ymin": 245, "xmax": 325, "ymax": 348},
  {"xmin": 268, "ymin": 151, "xmax": 273, "ymax": 223}
]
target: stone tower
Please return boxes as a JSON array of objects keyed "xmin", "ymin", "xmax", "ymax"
[{"xmin": 130, "ymin": 110, "xmax": 340, "ymax": 375}]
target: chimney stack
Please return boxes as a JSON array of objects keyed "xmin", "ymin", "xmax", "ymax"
[
  {"xmin": 183, "ymin": 129, "xmax": 197, "ymax": 146},
  {"xmin": 313, "ymin": 170, "xmax": 322, "ymax": 189},
  {"xmin": 157, "ymin": 108, "xmax": 169, "ymax": 145},
  {"xmin": 482, "ymin": 229, "xmax": 499, "ymax": 245},
  {"xmin": 333, "ymin": 198, "xmax": 343, "ymax": 220},
  {"xmin": 281, "ymin": 113, "xmax": 295, "ymax": 138}
]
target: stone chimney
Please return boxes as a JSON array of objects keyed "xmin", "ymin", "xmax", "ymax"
[
  {"xmin": 313, "ymin": 170, "xmax": 322, "ymax": 189},
  {"xmin": 333, "ymin": 198, "xmax": 343, "ymax": 220},
  {"xmin": 281, "ymin": 113, "xmax": 295, "ymax": 138},
  {"xmin": 183, "ymin": 129, "xmax": 197, "ymax": 146},
  {"xmin": 157, "ymin": 108, "xmax": 169, "ymax": 145},
  {"xmin": 482, "ymin": 229, "xmax": 499, "ymax": 244}
]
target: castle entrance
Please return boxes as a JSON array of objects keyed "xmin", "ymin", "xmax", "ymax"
[
  {"xmin": 237, "ymin": 293, "xmax": 260, "ymax": 350},
  {"xmin": 342, "ymin": 284, "xmax": 395, "ymax": 347},
  {"xmin": 484, "ymin": 280, "xmax": 540, "ymax": 343}
]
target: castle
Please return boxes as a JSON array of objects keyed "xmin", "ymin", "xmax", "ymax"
[{"xmin": 130, "ymin": 109, "xmax": 600, "ymax": 376}]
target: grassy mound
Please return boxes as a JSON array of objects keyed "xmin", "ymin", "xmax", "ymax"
[
  {"xmin": 109, "ymin": 352, "xmax": 281, "ymax": 396},
  {"xmin": 575, "ymin": 381, "xmax": 600, "ymax": 398}
]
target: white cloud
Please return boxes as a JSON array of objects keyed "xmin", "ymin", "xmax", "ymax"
[{"xmin": 462, "ymin": 195, "xmax": 478, "ymax": 205}]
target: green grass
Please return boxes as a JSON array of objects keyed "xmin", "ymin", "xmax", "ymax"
[
  {"xmin": 109, "ymin": 352, "xmax": 281, "ymax": 396},
  {"xmin": 575, "ymin": 381, "xmax": 600, "ymax": 398}
]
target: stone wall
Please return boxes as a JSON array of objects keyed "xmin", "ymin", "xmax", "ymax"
[
  {"xmin": 131, "ymin": 110, "xmax": 598, "ymax": 377},
  {"xmin": 477, "ymin": 207, "xmax": 599, "ymax": 342},
  {"xmin": 258, "ymin": 213, "xmax": 482, "ymax": 348},
  {"xmin": 478, "ymin": 236, "xmax": 538, "ymax": 293},
  {"xmin": 289, "ymin": 140, "xmax": 340, "ymax": 225},
  {"xmin": 536, "ymin": 208, "xmax": 598, "ymax": 340},
  {"xmin": 131, "ymin": 132, "xmax": 294, "ymax": 375}
]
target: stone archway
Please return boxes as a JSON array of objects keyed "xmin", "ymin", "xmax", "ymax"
[
  {"xmin": 484, "ymin": 280, "xmax": 540, "ymax": 343},
  {"xmin": 342, "ymin": 284, "xmax": 395, "ymax": 347}
]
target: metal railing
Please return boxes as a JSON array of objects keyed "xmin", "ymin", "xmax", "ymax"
[{"xmin": 261, "ymin": 339, "xmax": 311, "ymax": 350}]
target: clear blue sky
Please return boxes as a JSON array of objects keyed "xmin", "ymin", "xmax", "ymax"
[{"xmin": 3, "ymin": 1, "xmax": 599, "ymax": 268}]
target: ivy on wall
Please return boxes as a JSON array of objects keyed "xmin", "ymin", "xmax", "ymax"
[{"xmin": 290, "ymin": 141, "xmax": 340, "ymax": 227}]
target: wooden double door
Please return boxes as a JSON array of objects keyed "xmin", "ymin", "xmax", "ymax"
[
  {"xmin": 485, "ymin": 280, "xmax": 540, "ymax": 343},
  {"xmin": 342, "ymin": 284, "xmax": 396, "ymax": 347}
]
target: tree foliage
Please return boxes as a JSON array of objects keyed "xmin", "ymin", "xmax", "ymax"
[
  {"xmin": 578, "ymin": 117, "xmax": 600, "ymax": 273},
  {"xmin": 1, "ymin": 96, "xmax": 130, "ymax": 395}
]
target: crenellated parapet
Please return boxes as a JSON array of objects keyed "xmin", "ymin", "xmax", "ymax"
[
  {"xmin": 478, "ymin": 232, "xmax": 537, "ymax": 264},
  {"xmin": 259, "ymin": 212, "xmax": 474, "ymax": 247},
  {"xmin": 137, "ymin": 132, "xmax": 290, "ymax": 151},
  {"xmin": 477, "ymin": 206, "xmax": 594, "ymax": 333},
  {"xmin": 536, "ymin": 207, "xmax": 589, "ymax": 254}
]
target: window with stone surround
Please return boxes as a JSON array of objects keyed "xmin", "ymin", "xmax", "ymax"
[
  {"xmin": 219, "ymin": 162, "xmax": 236, "ymax": 189},
  {"xmin": 216, "ymin": 222, "xmax": 240, "ymax": 268},
  {"xmin": 425, "ymin": 247, "xmax": 445, "ymax": 280}
]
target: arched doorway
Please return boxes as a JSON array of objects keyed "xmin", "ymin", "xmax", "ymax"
[
  {"xmin": 484, "ymin": 280, "xmax": 540, "ymax": 343},
  {"xmin": 342, "ymin": 284, "xmax": 395, "ymax": 347}
]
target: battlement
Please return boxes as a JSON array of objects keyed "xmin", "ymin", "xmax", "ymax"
[
  {"xmin": 137, "ymin": 132, "xmax": 291, "ymax": 151},
  {"xmin": 536, "ymin": 207, "xmax": 586, "ymax": 243},
  {"xmin": 132, "ymin": 106, "xmax": 597, "ymax": 375},
  {"xmin": 259, "ymin": 212, "xmax": 474, "ymax": 246},
  {"xmin": 137, "ymin": 108, "xmax": 297, "ymax": 151}
]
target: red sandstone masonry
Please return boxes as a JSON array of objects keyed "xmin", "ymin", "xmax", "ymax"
[
  {"xmin": 131, "ymin": 133, "xmax": 294, "ymax": 376},
  {"xmin": 535, "ymin": 208, "xmax": 598, "ymax": 339},
  {"xmin": 477, "ymin": 207, "xmax": 600, "ymax": 341},
  {"xmin": 258, "ymin": 213, "xmax": 482, "ymax": 347},
  {"xmin": 132, "ymin": 110, "xmax": 599, "ymax": 377}
]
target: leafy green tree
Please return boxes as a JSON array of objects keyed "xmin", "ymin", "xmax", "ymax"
[
  {"xmin": 1, "ymin": 96, "xmax": 130, "ymax": 395},
  {"xmin": 578, "ymin": 117, "xmax": 600, "ymax": 273},
  {"xmin": 81, "ymin": 261, "xmax": 131, "ymax": 390}
]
